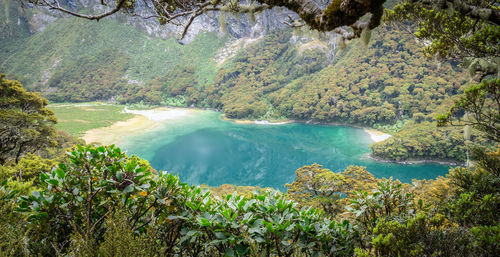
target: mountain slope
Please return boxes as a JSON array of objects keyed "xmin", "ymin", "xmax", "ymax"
[{"xmin": 1, "ymin": 12, "xmax": 226, "ymax": 102}]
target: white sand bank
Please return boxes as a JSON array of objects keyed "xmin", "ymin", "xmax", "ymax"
[
  {"xmin": 123, "ymin": 107, "xmax": 191, "ymax": 121},
  {"xmin": 83, "ymin": 107, "xmax": 194, "ymax": 145},
  {"xmin": 254, "ymin": 120, "xmax": 291, "ymax": 125},
  {"xmin": 364, "ymin": 129, "xmax": 391, "ymax": 143}
]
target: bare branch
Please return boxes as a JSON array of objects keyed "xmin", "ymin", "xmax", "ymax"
[
  {"xmin": 283, "ymin": 14, "xmax": 305, "ymax": 27},
  {"xmin": 33, "ymin": 0, "xmax": 127, "ymax": 21}
]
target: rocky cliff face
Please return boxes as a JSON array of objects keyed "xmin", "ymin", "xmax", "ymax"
[
  {"xmin": 125, "ymin": 3, "xmax": 295, "ymax": 43},
  {"xmin": 15, "ymin": 0, "xmax": 336, "ymax": 49},
  {"xmin": 21, "ymin": 0, "xmax": 290, "ymax": 40}
]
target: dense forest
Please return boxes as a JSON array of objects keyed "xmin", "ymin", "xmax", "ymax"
[{"xmin": 1, "ymin": 0, "xmax": 499, "ymax": 256}]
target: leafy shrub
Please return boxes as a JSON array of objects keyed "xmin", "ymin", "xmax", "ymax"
[
  {"xmin": 14, "ymin": 145, "xmax": 357, "ymax": 256},
  {"xmin": 16, "ymin": 145, "xmax": 160, "ymax": 254},
  {"xmin": 0, "ymin": 181, "xmax": 28, "ymax": 256},
  {"xmin": 372, "ymin": 214, "xmax": 472, "ymax": 257},
  {"xmin": 346, "ymin": 179, "xmax": 415, "ymax": 233}
]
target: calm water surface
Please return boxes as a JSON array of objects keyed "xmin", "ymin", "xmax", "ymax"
[{"xmin": 121, "ymin": 110, "xmax": 451, "ymax": 189}]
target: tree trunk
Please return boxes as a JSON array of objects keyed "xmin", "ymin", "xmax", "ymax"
[{"xmin": 15, "ymin": 141, "xmax": 26, "ymax": 164}]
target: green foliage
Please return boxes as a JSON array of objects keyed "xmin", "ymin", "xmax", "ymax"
[
  {"xmin": 0, "ymin": 1, "xmax": 498, "ymax": 255},
  {"xmin": 0, "ymin": 154, "xmax": 57, "ymax": 194},
  {"xmin": 1, "ymin": 6, "xmax": 477, "ymax": 162},
  {"xmin": 343, "ymin": 159, "xmax": 499, "ymax": 256},
  {"xmin": 437, "ymin": 79, "xmax": 500, "ymax": 142},
  {"xmin": 0, "ymin": 144, "xmax": 498, "ymax": 256},
  {"xmin": 1, "ymin": 15, "xmax": 225, "ymax": 103},
  {"xmin": 385, "ymin": 2, "xmax": 499, "ymax": 165},
  {"xmin": 371, "ymin": 214, "xmax": 471, "ymax": 256},
  {"xmin": 376, "ymin": 148, "xmax": 500, "ymax": 256},
  {"xmin": 205, "ymin": 30, "xmax": 330, "ymax": 119},
  {"xmin": 167, "ymin": 190, "xmax": 356, "ymax": 256},
  {"xmin": 72, "ymin": 207, "xmax": 159, "ymax": 257},
  {"xmin": 122, "ymin": 65, "xmax": 197, "ymax": 106},
  {"xmin": 0, "ymin": 0, "xmax": 31, "ymax": 59},
  {"xmin": 6, "ymin": 154, "xmax": 57, "ymax": 183},
  {"xmin": 446, "ymin": 149, "xmax": 500, "ymax": 227},
  {"xmin": 282, "ymin": 163, "xmax": 499, "ymax": 256},
  {"xmin": 385, "ymin": 1, "xmax": 499, "ymax": 61},
  {"xmin": 449, "ymin": 191, "xmax": 500, "ymax": 227},
  {"xmin": 285, "ymin": 163, "xmax": 348, "ymax": 216},
  {"xmin": 372, "ymin": 119, "xmax": 409, "ymax": 134},
  {"xmin": 286, "ymin": 164, "xmax": 377, "ymax": 216},
  {"xmin": 370, "ymin": 121, "xmax": 488, "ymax": 161},
  {"xmin": 46, "ymin": 49, "xmax": 130, "ymax": 102},
  {"xmin": 469, "ymin": 225, "xmax": 500, "ymax": 256},
  {"xmin": 0, "ymin": 181, "xmax": 28, "ymax": 256},
  {"xmin": 194, "ymin": 25, "xmax": 472, "ymax": 162},
  {"xmin": 16, "ymin": 145, "xmax": 158, "ymax": 254},
  {"xmin": 0, "ymin": 75, "xmax": 58, "ymax": 165},
  {"xmin": 222, "ymin": 26, "xmax": 467, "ymax": 125},
  {"xmin": 347, "ymin": 179, "xmax": 415, "ymax": 233},
  {"xmin": 205, "ymin": 183, "xmax": 269, "ymax": 199}
]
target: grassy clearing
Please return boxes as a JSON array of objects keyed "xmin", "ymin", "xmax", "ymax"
[{"xmin": 49, "ymin": 102, "xmax": 134, "ymax": 137}]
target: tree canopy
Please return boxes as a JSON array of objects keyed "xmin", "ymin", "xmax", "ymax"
[{"xmin": 0, "ymin": 74, "xmax": 58, "ymax": 165}]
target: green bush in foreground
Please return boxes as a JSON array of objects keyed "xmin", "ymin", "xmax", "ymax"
[{"xmin": 13, "ymin": 145, "xmax": 356, "ymax": 256}]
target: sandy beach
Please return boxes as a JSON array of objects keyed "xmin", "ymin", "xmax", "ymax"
[
  {"xmin": 123, "ymin": 107, "xmax": 190, "ymax": 121},
  {"xmin": 364, "ymin": 128, "xmax": 391, "ymax": 143},
  {"xmin": 82, "ymin": 107, "xmax": 193, "ymax": 145}
]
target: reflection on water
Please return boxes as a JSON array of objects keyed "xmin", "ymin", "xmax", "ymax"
[{"xmin": 121, "ymin": 111, "xmax": 451, "ymax": 189}]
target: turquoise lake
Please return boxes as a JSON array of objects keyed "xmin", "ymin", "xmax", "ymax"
[{"xmin": 121, "ymin": 110, "xmax": 451, "ymax": 189}]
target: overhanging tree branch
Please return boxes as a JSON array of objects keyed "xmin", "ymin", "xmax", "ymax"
[
  {"xmin": 22, "ymin": 0, "xmax": 388, "ymax": 40},
  {"xmin": 28, "ymin": 0, "xmax": 128, "ymax": 21}
]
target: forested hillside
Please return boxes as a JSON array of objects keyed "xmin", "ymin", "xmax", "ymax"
[
  {"xmin": 207, "ymin": 26, "xmax": 468, "ymax": 124},
  {"xmin": 0, "ymin": 2, "xmax": 226, "ymax": 102}
]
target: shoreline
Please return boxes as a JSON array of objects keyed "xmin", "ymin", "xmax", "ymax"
[
  {"xmin": 82, "ymin": 107, "xmax": 195, "ymax": 145},
  {"xmin": 221, "ymin": 115, "xmax": 391, "ymax": 143},
  {"xmin": 220, "ymin": 114, "xmax": 293, "ymax": 125},
  {"xmin": 123, "ymin": 107, "xmax": 193, "ymax": 121},
  {"xmin": 363, "ymin": 129, "xmax": 392, "ymax": 143},
  {"xmin": 365, "ymin": 154, "xmax": 464, "ymax": 166},
  {"xmin": 82, "ymin": 106, "xmax": 391, "ymax": 144}
]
